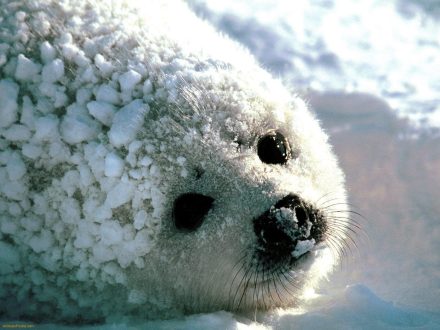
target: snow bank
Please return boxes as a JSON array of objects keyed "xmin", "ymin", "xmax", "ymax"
[{"xmin": 190, "ymin": 0, "xmax": 440, "ymax": 133}]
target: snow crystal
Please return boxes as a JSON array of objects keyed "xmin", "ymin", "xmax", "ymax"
[
  {"xmin": 108, "ymin": 99, "xmax": 149, "ymax": 147},
  {"xmin": 0, "ymin": 79, "xmax": 19, "ymax": 128}
]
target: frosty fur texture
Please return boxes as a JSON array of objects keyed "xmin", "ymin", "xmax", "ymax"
[{"xmin": 0, "ymin": 0, "xmax": 347, "ymax": 323}]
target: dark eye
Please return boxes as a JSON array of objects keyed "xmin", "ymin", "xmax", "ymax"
[
  {"xmin": 172, "ymin": 193, "xmax": 214, "ymax": 231},
  {"xmin": 257, "ymin": 130, "xmax": 291, "ymax": 165}
]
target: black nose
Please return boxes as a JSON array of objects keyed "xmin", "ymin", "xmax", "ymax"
[
  {"xmin": 173, "ymin": 193, "xmax": 214, "ymax": 232},
  {"xmin": 253, "ymin": 195, "xmax": 311, "ymax": 250}
]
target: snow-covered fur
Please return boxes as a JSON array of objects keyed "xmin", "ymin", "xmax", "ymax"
[{"xmin": 0, "ymin": 0, "xmax": 347, "ymax": 323}]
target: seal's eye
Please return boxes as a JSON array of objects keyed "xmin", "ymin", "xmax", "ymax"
[
  {"xmin": 173, "ymin": 193, "xmax": 214, "ymax": 231},
  {"xmin": 257, "ymin": 131, "xmax": 291, "ymax": 165}
]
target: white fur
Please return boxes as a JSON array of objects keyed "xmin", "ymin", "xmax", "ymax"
[{"xmin": 0, "ymin": 0, "xmax": 347, "ymax": 322}]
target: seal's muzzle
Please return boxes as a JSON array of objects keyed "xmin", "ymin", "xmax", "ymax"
[{"xmin": 253, "ymin": 194, "xmax": 326, "ymax": 264}]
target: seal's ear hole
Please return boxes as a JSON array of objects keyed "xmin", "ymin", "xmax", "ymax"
[
  {"xmin": 173, "ymin": 193, "xmax": 214, "ymax": 231},
  {"xmin": 194, "ymin": 167, "xmax": 205, "ymax": 180},
  {"xmin": 257, "ymin": 130, "xmax": 291, "ymax": 165}
]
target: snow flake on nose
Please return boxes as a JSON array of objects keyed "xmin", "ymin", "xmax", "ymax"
[{"xmin": 292, "ymin": 238, "xmax": 315, "ymax": 258}]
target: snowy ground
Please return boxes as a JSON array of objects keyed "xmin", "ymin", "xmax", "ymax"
[{"xmin": 3, "ymin": 0, "xmax": 440, "ymax": 329}]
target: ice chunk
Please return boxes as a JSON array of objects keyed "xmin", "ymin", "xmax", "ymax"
[
  {"xmin": 34, "ymin": 115, "xmax": 59, "ymax": 141},
  {"xmin": 104, "ymin": 152, "xmax": 124, "ymax": 177},
  {"xmin": 102, "ymin": 262, "xmax": 126, "ymax": 284},
  {"xmin": 0, "ymin": 79, "xmax": 19, "ymax": 128},
  {"xmin": 30, "ymin": 269, "xmax": 45, "ymax": 285},
  {"xmin": 92, "ymin": 243, "xmax": 115, "ymax": 263},
  {"xmin": 108, "ymin": 99, "xmax": 149, "ymax": 147},
  {"xmin": 29, "ymin": 229, "xmax": 54, "ymax": 253},
  {"xmin": 100, "ymin": 220, "xmax": 123, "ymax": 246},
  {"xmin": 0, "ymin": 242, "xmax": 21, "ymax": 275},
  {"xmin": 40, "ymin": 41, "xmax": 56, "ymax": 63},
  {"xmin": 133, "ymin": 210, "xmax": 147, "ymax": 230},
  {"xmin": 59, "ymin": 197, "xmax": 81, "ymax": 225},
  {"xmin": 2, "ymin": 124, "xmax": 31, "ymax": 141},
  {"xmin": 94, "ymin": 54, "xmax": 114, "ymax": 76},
  {"xmin": 142, "ymin": 79, "xmax": 153, "ymax": 95},
  {"xmin": 15, "ymin": 54, "xmax": 41, "ymax": 81},
  {"xmin": 42, "ymin": 59, "xmax": 65, "ymax": 83},
  {"xmin": 74, "ymin": 222, "xmax": 95, "ymax": 249},
  {"xmin": 87, "ymin": 101, "xmax": 116, "ymax": 126},
  {"xmin": 78, "ymin": 164, "xmax": 93, "ymax": 187},
  {"xmin": 96, "ymin": 84, "xmax": 120, "ymax": 104},
  {"xmin": 139, "ymin": 156, "xmax": 153, "ymax": 167},
  {"xmin": 1, "ymin": 180, "xmax": 27, "ymax": 201},
  {"xmin": 76, "ymin": 88, "xmax": 92, "ymax": 105},
  {"xmin": 0, "ymin": 216, "xmax": 18, "ymax": 235},
  {"xmin": 20, "ymin": 216, "xmax": 43, "ymax": 232},
  {"xmin": 127, "ymin": 290, "xmax": 147, "ymax": 304},
  {"xmin": 60, "ymin": 113, "xmax": 100, "ymax": 144},
  {"xmin": 119, "ymin": 69, "xmax": 142, "ymax": 91},
  {"xmin": 6, "ymin": 152, "xmax": 26, "ymax": 180},
  {"xmin": 133, "ymin": 229, "xmax": 153, "ymax": 255},
  {"xmin": 105, "ymin": 181, "xmax": 135, "ymax": 208},
  {"xmin": 20, "ymin": 96, "xmax": 35, "ymax": 129},
  {"xmin": 60, "ymin": 171, "xmax": 80, "ymax": 197},
  {"xmin": 22, "ymin": 144, "xmax": 43, "ymax": 159}
]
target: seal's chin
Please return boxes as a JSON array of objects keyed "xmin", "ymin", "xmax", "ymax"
[{"xmin": 250, "ymin": 250, "xmax": 312, "ymax": 287}]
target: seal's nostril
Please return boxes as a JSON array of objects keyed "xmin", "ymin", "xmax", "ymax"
[
  {"xmin": 256, "ymin": 220, "xmax": 291, "ymax": 247},
  {"xmin": 173, "ymin": 193, "xmax": 214, "ymax": 232},
  {"xmin": 294, "ymin": 206, "xmax": 308, "ymax": 228}
]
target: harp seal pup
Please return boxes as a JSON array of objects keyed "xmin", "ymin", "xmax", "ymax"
[{"xmin": 0, "ymin": 0, "xmax": 348, "ymax": 323}]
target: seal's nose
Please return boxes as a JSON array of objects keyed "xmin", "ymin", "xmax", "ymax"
[
  {"xmin": 253, "ymin": 194, "xmax": 311, "ymax": 249},
  {"xmin": 173, "ymin": 193, "xmax": 214, "ymax": 232}
]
